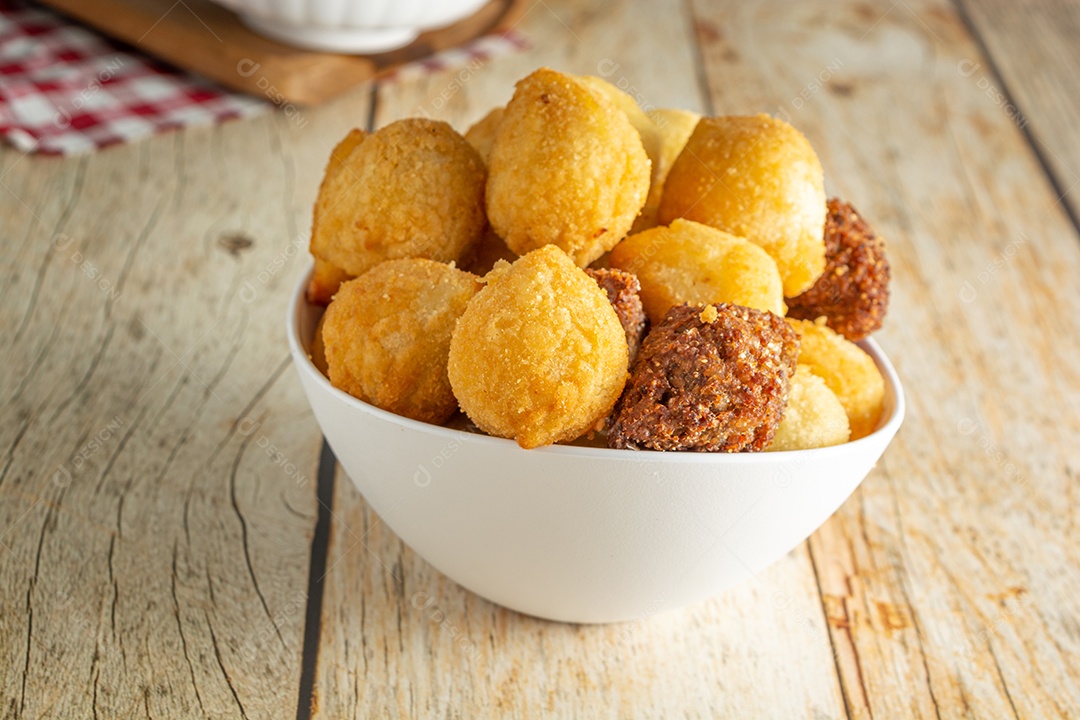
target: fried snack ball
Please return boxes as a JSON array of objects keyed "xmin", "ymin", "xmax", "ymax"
[
  {"xmin": 659, "ymin": 114, "xmax": 827, "ymax": 296},
  {"xmin": 766, "ymin": 364, "xmax": 850, "ymax": 451},
  {"xmin": 486, "ymin": 68, "xmax": 651, "ymax": 267},
  {"xmin": 787, "ymin": 318, "xmax": 885, "ymax": 440},
  {"xmin": 632, "ymin": 107, "xmax": 702, "ymax": 233},
  {"xmin": 575, "ymin": 75, "xmax": 663, "ymax": 181},
  {"xmin": 609, "ymin": 303, "xmax": 798, "ymax": 452},
  {"xmin": 462, "ymin": 226, "xmax": 518, "ymax": 277},
  {"xmin": 585, "ymin": 268, "xmax": 647, "ymax": 362},
  {"xmin": 786, "ymin": 198, "xmax": 891, "ymax": 341},
  {"xmin": 608, "ymin": 219, "xmax": 785, "ymax": 323},
  {"xmin": 310, "ymin": 119, "xmax": 486, "ymax": 277},
  {"xmin": 448, "ymin": 245, "xmax": 628, "ymax": 449},
  {"xmin": 306, "ymin": 258, "xmax": 353, "ymax": 306},
  {"xmin": 322, "ymin": 259, "xmax": 483, "ymax": 425},
  {"xmin": 464, "ymin": 106, "xmax": 504, "ymax": 164},
  {"xmin": 310, "ymin": 312, "xmax": 329, "ymax": 377}
]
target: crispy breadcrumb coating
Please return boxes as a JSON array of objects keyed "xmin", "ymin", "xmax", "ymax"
[
  {"xmin": 464, "ymin": 107, "xmax": 505, "ymax": 164},
  {"xmin": 461, "ymin": 227, "xmax": 518, "ymax": 277},
  {"xmin": 766, "ymin": 364, "xmax": 850, "ymax": 451},
  {"xmin": 448, "ymin": 245, "xmax": 628, "ymax": 449},
  {"xmin": 306, "ymin": 258, "xmax": 353, "ymax": 306},
  {"xmin": 486, "ymin": 68, "xmax": 651, "ymax": 267},
  {"xmin": 609, "ymin": 303, "xmax": 798, "ymax": 452},
  {"xmin": 609, "ymin": 219, "xmax": 785, "ymax": 323},
  {"xmin": 310, "ymin": 119, "xmax": 486, "ymax": 277},
  {"xmin": 322, "ymin": 259, "xmax": 482, "ymax": 424},
  {"xmin": 786, "ymin": 198, "xmax": 890, "ymax": 341},
  {"xmin": 786, "ymin": 318, "xmax": 884, "ymax": 440},
  {"xmin": 659, "ymin": 114, "xmax": 827, "ymax": 296},
  {"xmin": 585, "ymin": 268, "xmax": 648, "ymax": 363},
  {"xmin": 632, "ymin": 107, "xmax": 702, "ymax": 233}
]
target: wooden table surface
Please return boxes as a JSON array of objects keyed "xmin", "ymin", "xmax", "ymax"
[{"xmin": 3, "ymin": 0, "xmax": 1079, "ymax": 717}]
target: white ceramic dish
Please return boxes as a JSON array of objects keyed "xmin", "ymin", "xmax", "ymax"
[
  {"xmin": 287, "ymin": 267, "xmax": 905, "ymax": 623},
  {"xmin": 211, "ymin": 0, "xmax": 490, "ymax": 53}
]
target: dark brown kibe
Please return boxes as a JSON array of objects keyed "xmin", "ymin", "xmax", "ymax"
[
  {"xmin": 608, "ymin": 303, "xmax": 799, "ymax": 452},
  {"xmin": 585, "ymin": 267, "xmax": 648, "ymax": 363},
  {"xmin": 786, "ymin": 198, "xmax": 891, "ymax": 341}
]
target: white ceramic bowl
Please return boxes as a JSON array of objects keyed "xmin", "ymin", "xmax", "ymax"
[
  {"xmin": 213, "ymin": 0, "xmax": 491, "ymax": 53},
  {"xmin": 287, "ymin": 267, "xmax": 905, "ymax": 623}
]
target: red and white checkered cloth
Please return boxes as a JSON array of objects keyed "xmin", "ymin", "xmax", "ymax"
[
  {"xmin": 0, "ymin": 2, "xmax": 528, "ymax": 156},
  {"xmin": 0, "ymin": 3, "xmax": 267, "ymax": 155}
]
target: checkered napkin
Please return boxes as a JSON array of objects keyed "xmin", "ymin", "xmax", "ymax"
[
  {"xmin": 0, "ymin": 2, "xmax": 529, "ymax": 156},
  {"xmin": 0, "ymin": 3, "xmax": 268, "ymax": 155}
]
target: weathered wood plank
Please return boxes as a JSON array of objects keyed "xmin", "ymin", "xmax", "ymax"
[
  {"xmin": 5, "ymin": 0, "xmax": 1080, "ymax": 716},
  {"xmin": 313, "ymin": 470, "xmax": 850, "ymax": 719},
  {"xmin": 955, "ymin": 0, "xmax": 1080, "ymax": 229},
  {"xmin": 0, "ymin": 88, "xmax": 371, "ymax": 718},
  {"xmin": 690, "ymin": 0, "xmax": 1080, "ymax": 717}
]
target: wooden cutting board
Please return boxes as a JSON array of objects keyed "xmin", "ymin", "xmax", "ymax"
[{"xmin": 37, "ymin": 0, "xmax": 525, "ymax": 105}]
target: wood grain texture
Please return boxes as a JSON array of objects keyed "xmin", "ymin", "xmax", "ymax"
[
  {"xmin": 3, "ymin": 0, "xmax": 1080, "ymax": 717},
  {"xmin": 954, "ymin": 0, "xmax": 1080, "ymax": 229},
  {"xmin": 691, "ymin": 0, "xmax": 1080, "ymax": 717},
  {"xmin": 311, "ymin": 468, "xmax": 849, "ymax": 719},
  {"xmin": 0, "ymin": 89, "xmax": 371, "ymax": 717}
]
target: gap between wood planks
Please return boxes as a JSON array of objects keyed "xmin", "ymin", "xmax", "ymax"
[
  {"xmin": 294, "ymin": 440, "xmax": 336, "ymax": 720},
  {"xmin": 952, "ymin": 0, "xmax": 1080, "ymax": 238},
  {"xmin": 294, "ymin": 83, "xmax": 380, "ymax": 720}
]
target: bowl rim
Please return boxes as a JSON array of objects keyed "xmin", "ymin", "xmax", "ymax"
[{"xmin": 287, "ymin": 264, "xmax": 905, "ymax": 463}]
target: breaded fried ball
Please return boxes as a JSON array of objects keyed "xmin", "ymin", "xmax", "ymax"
[
  {"xmin": 786, "ymin": 198, "xmax": 891, "ymax": 340},
  {"xmin": 632, "ymin": 107, "xmax": 702, "ymax": 233},
  {"xmin": 310, "ymin": 312, "xmax": 329, "ymax": 377},
  {"xmin": 464, "ymin": 106, "xmax": 504, "ymax": 164},
  {"xmin": 609, "ymin": 219, "xmax": 785, "ymax": 323},
  {"xmin": 658, "ymin": 114, "xmax": 827, "ymax": 296},
  {"xmin": 766, "ymin": 365, "xmax": 850, "ymax": 451},
  {"xmin": 787, "ymin": 318, "xmax": 885, "ymax": 440},
  {"xmin": 585, "ymin": 268, "xmax": 647, "ymax": 362},
  {"xmin": 322, "ymin": 259, "xmax": 483, "ymax": 425},
  {"xmin": 462, "ymin": 227, "xmax": 518, "ymax": 277},
  {"xmin": 306, "ymin": 258, "xmax": 353, "ymax": 306},
  {"xmin": 310, "ymin": 119, "xmax": 486, "ymax": 277},
  {"xmin": 448, "ymin": 245, "xmax": 628, "ymax": 449},
  {"xmin": 609, "ymin": 303, "xmax": 798, "ymax": 452},
  {"xmin": 575, "ymin": 75, "xmax": 663, "ymax": 183},
  {"xmin": 486, "ymin": 68, "xmax": 651, "ymax": 267}
]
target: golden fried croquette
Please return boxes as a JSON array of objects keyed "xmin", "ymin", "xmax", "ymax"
[
  {"xmin": 649, "ymin": 108, "xmax": 703, "ymax": 149},
  {"xmin": 310, "ymin": 312, "xmax": 329, "ymax": 377},
  {"xmin": 786, "ymin": 318, "xmax": 884, "ymax": 440},
  {"xmin": 322, "ymin": 259, "xmax": 483, "ymax": 425},
  {"xmin": 306, "ymin": 258, "xmax": 353, "ymax": 306},
  {"xmin": 307, "ymin": 130, "xmax": 367, "ymax": 289},
  {"xmin": 310, "ymin": 119, "xmax": 486, "ymax": 277},
  {"xmin": 632, "ymin": 107, "xmax": 702, "ymax": 233},
  {"xmin": 786, "ymin": 198, "xmax": 890, "ymax": 341},
  {"xmin": 608, "ymin": 219, "xmax": 785, "ymax": 323},
  {"xmin": 448, "ymin": 245, "xmax": 628, "ymax": 448},
  {"xmin": 609, "ymin": 303, "xmax": 798, "ymax": 452},
  {"xmin": 658, "ymin": 114, "xmax": 827, "ymax": 296},
  {"xmin": 485, "ymin": 68, "xmax": 651, "ymax": 267},
  {"xmin": 464, "ymin": 106, "xmax": 504, "ymax": 164},
  {"xmin": 585, "ymin": 268, "xmax": 647, "ymax": 362},
  {"xmin": 574, "ymin": 75, "xmax": 663, "ymax": 181},
  {"xmin": 461, "ymin": 226, "xmax": 518, "ymax": 277},
  {"xmin": 766, "ymin": 364, "xmax": 850, "ymax": 451}
]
